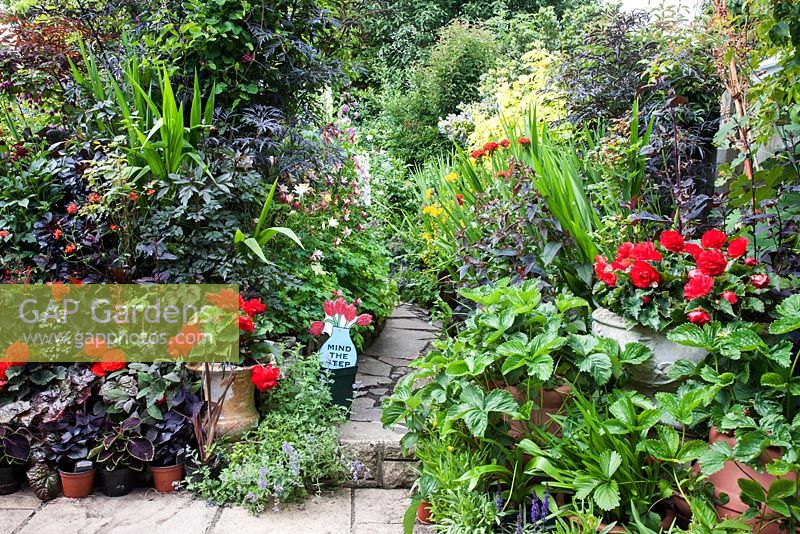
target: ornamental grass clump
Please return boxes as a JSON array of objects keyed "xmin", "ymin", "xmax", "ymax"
[{"xmin": 594, "ymin": 229, "xmax": 778, "ymax": 331}]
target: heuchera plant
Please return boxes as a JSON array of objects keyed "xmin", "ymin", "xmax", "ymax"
[{"xmin": 593, "ymin": 229, "xmax": 775, "ymax": 331}]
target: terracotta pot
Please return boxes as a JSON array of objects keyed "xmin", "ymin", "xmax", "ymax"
[
  {"xmin": 189, "ymin": 364, "xmax": 259, "ymax": 440},
  {"xmin": 150, "ymin": 464, "xmax": 184, "ymax": 493},
  {"xmin": 504, "ymin": 385, "xmax": 570, "ymax": 439},
  {"xmin": 59, "ymin": 468, "xmax": 95, "ymax": 498},
  {"xmin": 591, "ymin": 308, "xmax": 707, "ymax": 395},
  {"xmin": 704, "ymin": 427, "xmax": 794, "ymax": 533},
  {"xmin": 417, "ymin": 501, "xmax": 432, "ymax": 524}
]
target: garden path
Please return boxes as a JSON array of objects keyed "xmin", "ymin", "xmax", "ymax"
[{"xmin": 2, "ymin": 304, "xmax": 439, "ymax": 534}]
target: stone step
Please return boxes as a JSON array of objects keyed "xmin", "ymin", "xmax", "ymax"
[{"xmin": 338, "ymin": 421, "xmax": 417, "ymax": 489}]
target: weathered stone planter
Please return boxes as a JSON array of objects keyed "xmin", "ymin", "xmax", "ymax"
[
  {"xmin": 591, "ymin": 308, "xmax": 707, "ymax": 394},
  {"xmin": 189, "ymin": 364, "xmax": 259, "ymax": 440}
]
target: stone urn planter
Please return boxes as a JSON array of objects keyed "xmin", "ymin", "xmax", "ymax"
[
  {"xmin": 591, "ymin": 308, "xmax": 707, "ymax": 394},
  {"xmin": 189, "ymin": 364, "xmax": 259, "ymax": 440}
]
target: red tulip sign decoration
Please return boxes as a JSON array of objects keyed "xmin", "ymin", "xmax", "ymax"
[{"xmin": 309, "ymin": 293, "xmax": 372, "ymax": 370}]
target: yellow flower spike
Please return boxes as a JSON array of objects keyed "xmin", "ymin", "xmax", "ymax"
[
  {"xmin": 444, "ymin": 172, "xmax": 459, "ymax": 183},
  {"xmin": 422, "ymin": 204, "xmax": 443, "ymax": 218},
  {"xmin": 425, "ymin": 188, "xmax": 433, "ymax": 199}
]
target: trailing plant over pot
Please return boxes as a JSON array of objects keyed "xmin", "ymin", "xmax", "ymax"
[
  {"xmin": 0, "ymin": 424, "xmax": 31, "ymax": 494},
  {"xmin": 88, "ymin": 417, "xmax": 154, "ymax": 497}
]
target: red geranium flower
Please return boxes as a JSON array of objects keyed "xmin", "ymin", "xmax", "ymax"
[
  {"xmin": 483, "ymin": 141, "xmax": 500, "ymax": 154},
  {"xmin": 631, "ymin": 242, "xmax": 663, "ymax": 262},
  {"xmin": 629, "ymin": 260, "xmax": 660, "ymax": 289},
  {"xmin": 67, "ymin": 203, "xmax": 78, "ymax": 214},
  {"xmin": 696, "ymin": 249, "xmax": 727, "ymax": 276},
  {"xmin": 241, "ymin": 298, "xmax": 266, "ymax": 317},
  {"xmin": 684, "ymin": 272, "xmax": 714, "ymax": 300},
  {"xmin": 687, "ymin": 308, "xmax": 711, "ymax": 326},
  {"xmin": 659, "ymin": 230, "xmax": 685, "ymax": 253},
  {"xmin": 128, "ymin": 191, "xmax": 139, "ymax": 202},
  {"xmin": 594, "ymin": 255, "xmax": 617, "ymax": 287},
  {"xmin": 239, "ymin": 315, "xmax": 255, "ymax": 333},
  {"xmin": 721, "ymin": 291, "xmax": 738, "ymax": 305},
  {"xmin": 87, "ymin": 192, "xmax": 101, "ymax": 203},
  {"xmin": 682, "ymin": 243, "xmax": 704, "ymax": 261},
  {"xmin": 471, "ymin": 148, "xmax": 486, "ymax": 159},
  {"xmin": 90, "ymin": 360, "xmax": 125, "ymax": 377},
  {"xmin": 251, "ymin": 364, "xmax": 280, "ymax": 392},
  {"xmin": 701, "ymin": 229, "xmax": 728, "ymax": 249},
  {"xmin": 65, "ymin": 243, "xmax": 77, "ymax": 254},
  {"xmin": 611, "ymin": 242, "xmax": 634, "ymax": 270},
  {"xmin": 727, "ymin": 237, "xmax": 748, "ymax": 258},
  {"xmin": 750, "ymin": 274, "xmax": 770, "ymax": 289}
]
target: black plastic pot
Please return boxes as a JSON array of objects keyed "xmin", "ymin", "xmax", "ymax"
[
  {"xmin": 0, "ymin": 465, "xmax": 21, "ymax": 495},
  {"xmin": 328, "ymin": 366, "xmax": 358, "ymax": 411},
  {"xmin": 98, "ymin": 467, "xmax": 134, "ymax": 497}
]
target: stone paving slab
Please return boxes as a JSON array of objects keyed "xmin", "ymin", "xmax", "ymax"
[
  {"xmin": 0, "ymin": 489, "xmax": 39, "ymax": 509},
  {"xmin": 362, "ymin": 329, "xmax": 435, "ymax": 361},
  {"xmin": 3, "ymin": 509, "xmax": 35, "ymax": 534},
  {"xmin": 212, "ymin": 489, "xmax": 351, "ymax": 534},
  {"xmin": 12, "ymin": 490, "xmax": 216, "ymax": 534}
]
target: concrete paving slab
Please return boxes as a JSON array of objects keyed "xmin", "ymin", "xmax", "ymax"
[
  {"xmin": 353, "ymin": 489, "xmax": 410, "ymax": 525},
  {"xmin": 2, "ymin": 508, "xmax": 35, "ymax": 534},
  {"xmin": 211, "ymin": 489, "xmax": 350, "ymax": 534},
  {"xmin": 357, "ymin": 356, "xmax": 393, "ymax": 377},
  {"xmin": 385, "ymin": 317, "xmax": 439, "ymax": 332},
  {"xmin": 0, "ymin": 488, "xmax": 39, "ymax": 509},
  {"xmin": 363, "ymin": 329, "xmax": 433, "ymax": 361},
  {"xmin": 16, "ymin": 490, "xmax": 216, "ymax": 534}
]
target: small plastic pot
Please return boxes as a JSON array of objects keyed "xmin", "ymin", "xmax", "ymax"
[
  {"xmin": 150, "ymin": 464, "xmax": 184, "ymax": 493},
  {"xmin": 98, "ymin": 467, "xmax": 134, "ymax": 497},
  {"xmin": 59, "ymin": 468, "xmax": 95, "ymax": 498},
  {"xmin": 0, "ymin": 465, "xmax": 22, "ymax": 495}
]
